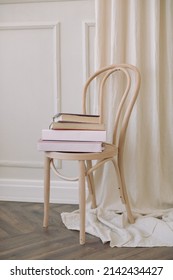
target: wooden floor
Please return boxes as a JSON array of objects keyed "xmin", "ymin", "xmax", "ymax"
[{"xmin": 0, "ymin": 201, "xmax": 172, "ymax": 260}]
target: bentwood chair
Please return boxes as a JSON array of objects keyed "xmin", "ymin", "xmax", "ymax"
[{"xmin": 43, "ymin": 64, "xmax": 141, "ymax": 245}]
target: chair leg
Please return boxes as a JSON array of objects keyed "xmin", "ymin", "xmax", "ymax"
[
  {"xmin": 43, "ymin": 155, "xmax": 51, "ymax": 228},
  {"xmin": 112, "ymin": 159, "xmax": 125, "ymax": 204},
  {"xmin": 113, "ymin": 158, "xmax": 134, "ymax": 224},
  {"xmin": 79, "ymin": 160, "xmax": 86, "ymax": 245},
  {"xmin": 86, "ymin": 160, "xmax": 97, "ymax": 209},
  {"xmin": 119, "ymin": 168, "xmax": 135, "ymax": 224}
]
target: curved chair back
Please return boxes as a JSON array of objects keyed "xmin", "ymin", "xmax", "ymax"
[{"xmin": 82, "ymin": 64, "xmax": 141, "ymax": 154}]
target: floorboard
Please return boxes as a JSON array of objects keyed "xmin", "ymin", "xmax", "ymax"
[{"xmin": 0, "ymin": 201, "xmax": 172, "ymax": 260}]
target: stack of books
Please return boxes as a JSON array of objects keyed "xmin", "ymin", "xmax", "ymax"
[{"xmin": 37, "ymin": 113, "xmax": 106, "ymax": 153}]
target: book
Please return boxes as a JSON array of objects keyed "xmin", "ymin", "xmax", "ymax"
[
  {"xmin": 53, "ymin": 113, "xmax": 101, "ymax": 124},
  {"xmin": 50, "ymin": 121, "xmax": 105, "ymax": 130},
  {"xmin": 42, "ymin": 129, "xmax": 106, "ymax": 142},
  {"xmin": 37, "ymin": 139, "xmax": 104, "ymax": 153}
]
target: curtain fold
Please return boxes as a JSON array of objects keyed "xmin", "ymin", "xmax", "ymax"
[
  {"xmin": 95, "ymin": 0, "xmax": 173, "ymax": 212},
  {"xmin": 61, "ymin": 0, "xmax": 173, "ymax": 247}
]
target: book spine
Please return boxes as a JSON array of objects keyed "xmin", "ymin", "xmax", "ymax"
[
  {"xmin": 37, "ymin": 140, "xmax": 103, "ymax": 152},
  {"xmin": 50, "ymin": 122, "xmax": 105, "ymax": 130},
  {"xmin": 42, "ymin": 129, "xmax": 106, "ymax": 142}
]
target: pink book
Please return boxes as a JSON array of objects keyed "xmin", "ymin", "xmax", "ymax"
[
  {"xmin": 37, "ymin": 139, "xmax": 104, "ymax": 153},
  {"xmin": 42, "ymin": 129, "xmax": 106, "ymax": 142}
]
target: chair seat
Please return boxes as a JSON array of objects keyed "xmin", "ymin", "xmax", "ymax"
[{"xmin": 45, "ymin": 143, "xmax": 118, "ymax": 161}]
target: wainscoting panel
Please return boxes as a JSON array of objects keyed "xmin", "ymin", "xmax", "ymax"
[{"xmin": 0, "ymin": 0, "xmax": 95, "ymax": 203}]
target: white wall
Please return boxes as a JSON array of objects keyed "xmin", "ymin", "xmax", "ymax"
[{"xmin": 0, "ymin": 0, "xmax": 95, "ymax": 203}]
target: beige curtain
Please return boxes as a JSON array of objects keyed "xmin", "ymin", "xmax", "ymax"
[{"xmin": 62, "ymin": 0, "xmax": 173, "ymax": 246}]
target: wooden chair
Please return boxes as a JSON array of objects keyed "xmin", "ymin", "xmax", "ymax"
[{"xmin": 43, "ymin": 64, "xmax": 141, "ymax": 245}]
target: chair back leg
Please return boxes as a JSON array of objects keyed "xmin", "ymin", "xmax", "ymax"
[
  {"xmin": 43, "ymin": 155, "xmax": 51, "ymax": 228},
  {"xmin": 79, "ymin": 160, "xmax": 86, "ymax": 245},
  {"xmin": 112, "ymin": 158, "xmax": 134, "ymax": 224}
]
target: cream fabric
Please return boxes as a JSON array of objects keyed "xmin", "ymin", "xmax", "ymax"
[{"xmin": 62, "ymin": 0, "xmax": 173, "ymax": 247}]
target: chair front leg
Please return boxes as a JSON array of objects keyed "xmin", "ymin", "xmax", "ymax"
[
  {"xmin": 43, "ymin": 155, "xmax": 51, "ymax": 228},
  {"xmin": 86, "ymin": 160, "xmax": 97, "ymax": 209},
  {"xmin": 78, "ymin": 160, "xmax": 86, "ymax": 245}
]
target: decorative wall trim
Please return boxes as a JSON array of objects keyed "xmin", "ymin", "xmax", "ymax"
[
  {"xmin": 0, "ymin": 0, "xmax": 89, "ymax": 4},
  {"xmin": 0, "ymin": 21, "xmax": 61, "ymax": 169},
  {"xmin": 0, "ymin": 21, "xmax": 61, "ymax": 114},
  {"xmin": 0, "ymin": 22, "xmax": 58, "ymax": 30},
  {"xmin": 82, "ymin": 21, "xmax": 95, "ymax": 81},
  {"xmin": 52, "ymin": 21, "xmax": 61, "ymax": 114},
  {"xmin": 82, "ymin": 22, "xmax": 95, "ymax": 113},
  {"xmin": 0, "ymin": 179, "xmax": 78, "ymax": 204},
  {"xmin": 0, "ymin": 160, "xmax": 43, "ymax": 169}
]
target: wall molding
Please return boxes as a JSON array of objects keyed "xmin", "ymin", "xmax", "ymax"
[
  {"xmin": 82, "ymin": 21, "xmax": 95, "ymax": 114},
  {"xmin": 82, "ymin": 21, "xmax": 95, "ymax": 81},
  {"xmin": 0, "ymin": 21, "xmax": 61, "ymax": 169},
  {"xmin": 0, "ymin": 178, "xmax": 78, "ymax": 204},
  {"xmin": 0, "ymin": 21, "xmax": 59, "ymax": 30},
  {"xmin": 0, "ymin": 160, "xmax": 43, "ymax": 169},
  {"xmin": 0, "ymin": 0, "xmax": 89, "ymax": 4}
]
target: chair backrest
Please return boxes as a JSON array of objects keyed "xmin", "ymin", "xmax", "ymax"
[{"xmin": 82, "ymin": 64, "xmax": 141, "ymax": 150}]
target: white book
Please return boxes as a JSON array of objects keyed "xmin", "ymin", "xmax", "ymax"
[
  {"xmin": 37, "ymin": 139, "xmax": 104, "ymax": 153},
  {"xmin": 42, "ymin": 129, "xmax": 106, "ymax": 142}
]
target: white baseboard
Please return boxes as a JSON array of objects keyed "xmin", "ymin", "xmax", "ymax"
[{"xmin": 0, "ymin": 179, "xmax": 78, "ymax": 204}]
